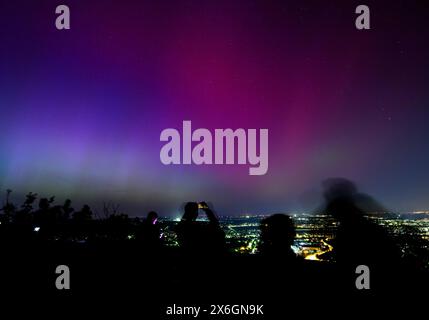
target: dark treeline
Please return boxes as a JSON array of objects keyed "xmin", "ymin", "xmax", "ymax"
[{"xmin": 0, "ymin": 189, "xmax": 148, "ymax": 242}]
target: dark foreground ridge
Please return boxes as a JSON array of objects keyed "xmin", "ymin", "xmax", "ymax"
[{"xmin": 1, "ymin": 179, "xmax": 428, "ymax": 316}]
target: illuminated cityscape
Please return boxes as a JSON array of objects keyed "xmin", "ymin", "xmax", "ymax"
[{"xmin": 159, "ymin": 213, "xmax": 429, "ymax": 265}]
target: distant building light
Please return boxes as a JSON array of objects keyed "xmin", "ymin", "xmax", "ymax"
[{"xmin": 34, "ymin": 226, "xmax": 41, "ymax": 232}]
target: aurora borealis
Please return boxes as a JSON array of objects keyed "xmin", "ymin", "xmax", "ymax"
[{"xmin": 1, "ymin": 1, "xmax": 429, "ymax": 215}]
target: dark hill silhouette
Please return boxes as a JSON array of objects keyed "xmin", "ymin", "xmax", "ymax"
[{"xmin": 0, "ymin": 183, "xmax": 427, "ymax": 313}]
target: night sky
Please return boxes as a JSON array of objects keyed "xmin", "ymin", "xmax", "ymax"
[{"xmin": 1, "ymin": 0, "xmax": 428, "ymax": 216}]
